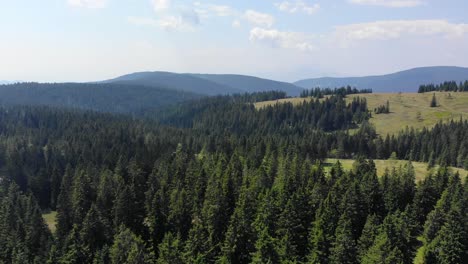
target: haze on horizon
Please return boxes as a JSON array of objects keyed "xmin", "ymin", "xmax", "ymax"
[{"xmin": 1, "ymin": 0, "xmax": 468, "ymax": 82}]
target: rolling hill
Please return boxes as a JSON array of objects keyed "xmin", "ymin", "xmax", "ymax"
[
  {"xmin": 192, "ymin": 74, "xmax": 304, "ymax": 96},
  {"xmin": 295, "ymin": 66, "xmax": 468, "ymax": 93},
  {"xmin": 103, "ymin": 71, "xmax": 242, "ymax": 96},
  {"xmin": 104, "ymin": 71, "xmax": 304, "ymax": 96}
]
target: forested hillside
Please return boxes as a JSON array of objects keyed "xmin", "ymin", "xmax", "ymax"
[
  {"xmin": 0, "ymin": 82, "xmax": 200, "ymax": 114},
  {"xmin": 0, "ymin": 91, "xmax": 466, "ymax": 263}
]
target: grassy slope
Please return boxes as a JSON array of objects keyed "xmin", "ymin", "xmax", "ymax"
[
  {"xmin": 324, "ymin": 159, "xmax": 467, "ymax": 182},
  {"xmin": 42, "ymin": 211, "xmax": 57, "ymax": 233},
  {"xmin": 255, "ymin": 92, "xmax": 468, "ymax": 135}
]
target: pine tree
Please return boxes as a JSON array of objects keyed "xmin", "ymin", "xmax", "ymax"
[
  {"xmin": 110, "ymin": 226, "xmax": 149, "ymax": 264},
  {"xmin": 357, "ymin": 214, "xmax": 380, "ymax": 261},
  {"xmin": 56, "ymin": 166, "xmax": 74, "ymax": 243},
  {"xmin": 79, "ymin": 204, "xmax": 111, "ymax": 259},
  {"xmin": 329, "ymin": 218, "xmax": 358, "ymax": 264},
  {"xmin": 183, "ymin": 216, "xmax": 210, "ymax": 263},
  {"xmin": 71, "ymin": 169, "xmax": 94, "ymax": 227},
  {"xmin": 220, "ymin": 184, "xmax": 257, "ymax": 264},
  {"xmin": 156, "ymin": 232, "xmax": 184, "ymax": 264},
  {"xmin": 430, "ymin": 93, "xmax": 438, "ymax": 107},
  {"xmin": 434, "ymin": 205, "xmax": 467, "ymax": 263},
  {"xmin": 251, "ymin": 191, "xmax": 280, "ymax": 264}
]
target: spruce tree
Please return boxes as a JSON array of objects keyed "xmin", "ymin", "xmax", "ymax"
[
  {"xmin": 156, "ymin": 232, "xmax": 184, "ymax": 264},
  {"xmin": 430, "ymin": 93, "xmax": 438, "ymax": 107},
  {"xmin": 110, "ymin": 226, "xmax": 149, "ymax": 264}
]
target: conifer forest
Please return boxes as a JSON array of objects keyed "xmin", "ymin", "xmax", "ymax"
[{"xmin": 0, "ymin": 90, "xmax": 466, "ymax": 264}]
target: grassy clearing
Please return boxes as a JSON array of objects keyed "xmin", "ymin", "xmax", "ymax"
[
  {"xmin": 324, "ymin": 159, "xmax": 467, "ymax": 182},
  {"xmin": 254, "ymin": 92, "xmax": 468, "ymax": 135},
  {"xmin": 42, "ymin": 211, "xmax": 57, "ymax": 233}
]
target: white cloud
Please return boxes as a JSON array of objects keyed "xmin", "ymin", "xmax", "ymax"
[
  {"xmin": 68, "ymin": 0, "xmax": 107, "ymax": 9},
  {"xmin": 245, "ymin": 10, "xmax": 275, "ymax": 28},
  {"xmin": 208, "ymin": 5, "xmax": 235, "ymax": 17},
  {"xmin": 193, "ymin": 3, "xmax": 237, "ymax": 18},
  {"xmin": 151, "ymin": 0, "xmax": 171, "ymax": 12},
  {"xmin": 275, "ymin": 1, "xmax": 320, "ymax": 15},
  {"xmin": 348, "ymin": 0, "xmax": 424, "ymax": 8},
  {"xmin": 250, "ymin": 27, "xmax": 314, "ymax": 51},
  {"xmin": 127, "ymin": 16, "xmax": 196, "ymax": 32},
  {"xmin": 334, "ymin": 20, "xmax": 468, "ymax": 41},
  {"xmin": 232, "ymin": 20, "xmax": 241, "ymax": 28}
]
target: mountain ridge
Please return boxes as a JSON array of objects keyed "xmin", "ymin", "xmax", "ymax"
[
  {"xmin": 103, "ymin": 71, "xmax": 303, "ymax": 96},
  {"xmin": 295, "ymin": 66, "xmax": 468, "ymax": 93}
]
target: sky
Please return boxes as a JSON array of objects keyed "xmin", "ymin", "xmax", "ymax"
[{"xmin": 1, "ymin": 0, "xmax": 468, "ymax": 82}]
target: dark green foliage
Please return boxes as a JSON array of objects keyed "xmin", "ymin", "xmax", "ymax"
[
  {"xmin": 329, "ymin": 218, "xmax": 358, "ymax": 264},
  {"xmin": 361, "ymin": 211, "xmax": 416, "ymax": 264},
  {"xmin": 109, "ymin": 226, "xmax": 150, "ymax": 264},
  {"xmin": 0, "ymin": 183, "xmax": 52, "ymax": 263},
  {"xmin": 422, "ymin": 174, "xmax": 467, "ymax": 264},
  {"xmin": 0, "ymin": 82, "xmax": 200, "ymax": 114},
  {"xmin": 156, "ymin": 94, "xmax": 370, "ymax": 133},
  {"xmin": 157, "ymin": 232, "xmax": 184, "ymax": 264}
]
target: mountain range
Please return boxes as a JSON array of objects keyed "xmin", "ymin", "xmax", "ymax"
[
  {"xmin": 294, "ymin": 66, "xmax": 468, "ymax": 93},
  {"xmin": 103, "ymin": 66, "xmax": 468, "ymax": 95}
]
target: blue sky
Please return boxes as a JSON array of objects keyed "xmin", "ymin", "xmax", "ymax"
[{"xmin": 1, "ymin": 0, "xmax": 468, "ymax": 82}]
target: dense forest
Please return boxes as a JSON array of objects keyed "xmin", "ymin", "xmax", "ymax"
[
  {"xmin": 0, "ymin": 82, "xmax": 200, "ymax": 114},
  {"xmin": 418, "ymin": 80, "xmax": 468, "ymax": 93},
  {"xmin": 0, "ymin": 91, "xmax": 466, "ymax": 263}
]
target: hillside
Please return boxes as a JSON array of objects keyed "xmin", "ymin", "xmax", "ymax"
[
  {"xmin": 193, "ymin": 74, "xmax": 303, "ymax": 96},
  {"xmin": 104, "ymin": 71, "xmax": 303, "ymax": 96},
  {"xmin": 295, "ymin": 66, "xmax": 468, "ymax": 93},
  {"xmin": 255, "ymin": 92, "xmax": 468, "ymax": 135},
  {"xmin": 104, "ymin": 71, "xmax": 242, "ymax": 96},
  {"xmin": 0, "ymin": 82, "xmax": 200, "ymax": 113}
]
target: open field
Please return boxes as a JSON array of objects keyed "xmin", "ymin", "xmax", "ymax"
[
  {"xmin": 255, "ymin": 92, "xmax": 468, "ymax": 135},
  {"xmin": 324, "ymin": 159, "xmax": 468, "ymax": 182},
  {"xmin": 42, "ymin": 211, "xmax": 57, "ymax": 233}
]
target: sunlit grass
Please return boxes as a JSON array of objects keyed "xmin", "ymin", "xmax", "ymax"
[{"xmin": 42, "ymin": 211, "xmax": 57, "ymax": 233}]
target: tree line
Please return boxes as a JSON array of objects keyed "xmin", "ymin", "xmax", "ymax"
[
  {"xmin": 418, "ymin": 80, "xmax": 468, "ymax": 93},
  {"xmin": 300, "ymin": 86, "xmax": 372, "ymax": 98}
]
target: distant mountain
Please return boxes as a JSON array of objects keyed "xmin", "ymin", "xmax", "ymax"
[
  {"xmin": 192, "ymin": 74, "xmax": 303, "ymax": 96},
  {"xmin": 103, "ymin": 72, "xmax": 242, "ymax": 96},
  {"xmin": 0, "ymin": 82, "xmax": 200, "ymax": 114},
  {"xmin": 0, "ymin": 80, "xmax": 21, "ymax": 85},
  {"xmin": 104, "ymin": 71, "xmax": 303, "ymax": 96},
  {"xmin": 295, "ymin": 66, "xmax": 468, "ymax": 93}
]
